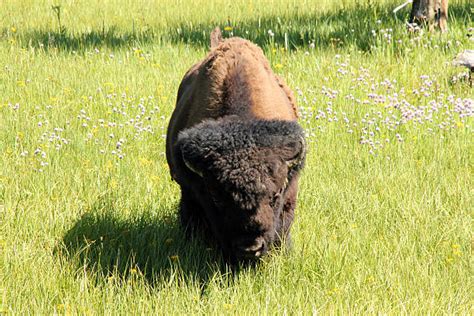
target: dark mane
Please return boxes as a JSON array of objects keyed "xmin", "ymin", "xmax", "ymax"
[{"xmin": 178, "ymin": 118, "xmax": 304, "ymax": 152}]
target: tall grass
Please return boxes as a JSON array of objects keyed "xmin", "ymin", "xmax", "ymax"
[{"xmin": 1, "ymin": 0, "xmax": 472, "ymax": 314}]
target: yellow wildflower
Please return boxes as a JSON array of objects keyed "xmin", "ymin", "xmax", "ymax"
[
  {"xmin": 274, "ymin": 63, "xmax": 283, "ymax": 70},
  {"xmin": 139, "ymin": 157, "xmax": 152, "ymax": 166},
  {"xmin": 224, "ymin": 26, "xmax": 233, "ymax": 31},
  {"xmin": 169, "ymin": 255, "xmax": 179, "ymax": 261},
  {"xmin": 104, "ymin": 160, "xmax": 113, "ymax": 172},
  {"xmin": 11, "ymin": 26, "xmax": 17, "ymax": 33},
  {"xmin": 110, "ymin": 178, "xmax": 118, "ymax": 189},
  {"xmin": 327, "ymin": 287, "xmax": 341, "ymax": 295},
  {"xmin": 452, "ymin": 244, "xmax": 462, "ymax": 257},
  {"xmin": 82, "ymin": 159, "xmax": 91, "ymax": 168},
  {"xmin": 150, "ymin": 175, "xmax": 160, "ymax": 184}
]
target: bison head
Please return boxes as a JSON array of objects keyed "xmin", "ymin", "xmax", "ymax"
[{"xmin": 177, "ymin": 119, "xmax": 306, "ymax": 261}]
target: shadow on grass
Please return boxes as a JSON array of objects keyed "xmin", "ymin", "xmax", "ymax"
[
  {"xmin": 163, "ymin": 1, "xmax": 473, "ymax": 51},
  {"xmin": 19, "ymin": 27, "xmax": 154, "ymax": 51},
  {"xmin": 60, "ymin": 195, "xmax": 231, "ymax": 288},
  {"xmin": 11, "ymin": 2, "xmax": 471, "ymax": 53}
]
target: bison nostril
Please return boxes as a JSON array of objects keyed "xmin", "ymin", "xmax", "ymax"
[{"xmin": 234, "ymin": 237, "xmax": 266, "ymax": 258}]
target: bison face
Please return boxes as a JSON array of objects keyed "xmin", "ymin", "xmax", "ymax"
[{"xmin": 177, "ymin": 119, "xmax": 306, "ymax": 261}]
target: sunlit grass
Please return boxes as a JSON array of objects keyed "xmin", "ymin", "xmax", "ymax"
[{"xmin": 1, "ymin": 0, "xmax": 472, "ymax": 314}]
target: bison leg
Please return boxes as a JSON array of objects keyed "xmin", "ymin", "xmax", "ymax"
[{"xmin": 179, "ymin": 188, "xmax": 207, "ymax": 238}]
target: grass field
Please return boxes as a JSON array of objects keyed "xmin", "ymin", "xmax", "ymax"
[{"xmin": 1, "ymin": 0, "xmax": 473, "ymax": 314}]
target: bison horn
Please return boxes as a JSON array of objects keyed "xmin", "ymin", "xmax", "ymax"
[
  {"xmin": 286, "ymin": 136, "xmax": 306, "ymax": 169},
  {"xmin": 182, "ymin": 153, "xmax": 204, "ymax": 177}
]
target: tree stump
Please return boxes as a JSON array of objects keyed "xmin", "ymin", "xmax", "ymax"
[{"xmin": 410, "ymin": 0, "xmax": 448, "ymax": 32}]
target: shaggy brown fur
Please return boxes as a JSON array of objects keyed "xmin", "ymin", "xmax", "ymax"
[{"xmin": 166, "ymin": 29, "xmax": 304, "ymax": 262}]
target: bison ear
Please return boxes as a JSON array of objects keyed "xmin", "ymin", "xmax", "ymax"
[{"xmin": 282, "ymin": 136, "xmax": 306, "ymax": 170}]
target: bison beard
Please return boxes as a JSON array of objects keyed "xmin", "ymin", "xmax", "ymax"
[{"xmin": 166, "ymin": 29, "xmax": 305, "ymax": 263}]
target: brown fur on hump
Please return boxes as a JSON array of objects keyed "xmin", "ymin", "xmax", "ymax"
[{"xmin": 205, "ymin": 37, "xmax": 298, "ymax": 120}]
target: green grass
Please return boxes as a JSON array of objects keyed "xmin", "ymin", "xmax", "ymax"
[{"xmin": 1, "ymin": 0, "xmax": 473, "ymax": 314}]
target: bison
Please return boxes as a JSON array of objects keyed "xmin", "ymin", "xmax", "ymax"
[{"xmin": 166, "ymin": 28, "xmax": 306, "ymax": 262}]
